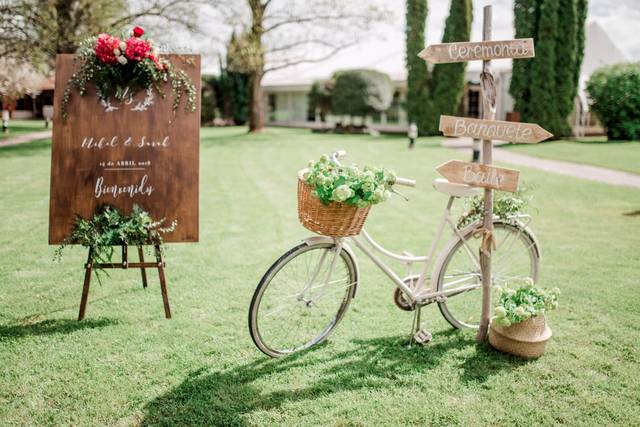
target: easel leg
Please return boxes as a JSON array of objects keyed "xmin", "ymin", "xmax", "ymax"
[
  {"xmin": 155, "ymin": 245, "xmax": 172, "ymax": 319},
  {"xmin": 138, "ymin": 246, "xmax": 148, "ymax": 288},
  {"xmin": 78, "ymin": 248, "xmax": 93, "ymax": 321}
]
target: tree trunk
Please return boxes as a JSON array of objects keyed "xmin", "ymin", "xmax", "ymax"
[{"xmin": 248, "ymin": 70, "xmax": 264, "ymax": 132}]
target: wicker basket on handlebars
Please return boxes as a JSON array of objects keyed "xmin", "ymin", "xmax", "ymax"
[{"xmin": 297, "ymin": 169, "xmax": 371, "ymax": 237}]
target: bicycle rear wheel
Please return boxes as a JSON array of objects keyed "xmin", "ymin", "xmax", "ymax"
[
  {"xmin": 436, "ymin": 220, "xmax": 540, "ymax": 329},
  {"xmin": 249, "ymin": 241, "xmax": 357, "ymax": 358}
]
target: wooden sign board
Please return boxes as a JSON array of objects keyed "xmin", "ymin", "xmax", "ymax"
[
  {"xmin": 418, "ymin": 38, "xmax": 534, "ymax": 63},
  {"xmin": 437, "ymin": 160, "xmax": 520, "ymax": 192},
  {"xmin": 48, "ymin": 54, "xmax": 201, "ymax": 244},
  {"xmin": 439, "ymin": 115, "xmax": 552, "ymax": 144}
]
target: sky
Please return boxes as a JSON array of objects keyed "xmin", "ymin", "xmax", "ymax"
[{"xmin": 185, "ymin": 0, "xmax": 639, "ymax": 81}]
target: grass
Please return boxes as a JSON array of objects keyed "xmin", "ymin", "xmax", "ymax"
[
  {"xmin": 503, "ymin": 138, "xmax": 640, "ymax": 175},
  {"xmin": 1, "ymin": 127, "xmax": 639, "ymax": 426},
  {"xmin": 0, "ymin": 119, "xmax": 48, "ymax": 141}
]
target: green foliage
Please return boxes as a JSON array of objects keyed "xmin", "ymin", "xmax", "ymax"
[
  {"xmin": 304, "ymin": 154, "xmax": 396, "ymax": 207},
  {"xmin": 308, "ymin": 80, "xmax": 334, "ymax": 121},
  {"xmin": 54, "ymin": 205, "xmax": 176, "ymax": 280},
  {"xmin": 510, "ymin": 0, "xmax": 588, "ymax": 137},
  {"xmin": 457, "ymin": 187, "xmax": 532, "ymax": 229},
  {"xmin": 405, "ymin": 0, "xmax": 472, "ymax": 135},
  {"xmin": 427, "ymin": 0, "xmax": 472, "ymax": 134},
  {"xmin": 492, "ymin": 280, "xmax": 560, "ymax": 327},
  {"xmin": 201, "ymin": 75, "xmax": 217, "ymax": 124},
  {"xmin": 587, "ymin": 63, "xmax": 640, "ymax": 140},
  {"xmin": 330, "ymin": 69, "xmax": 393, "ymax": 117},
  {"xmin": 405, "ymin": 0, "xmax": 430, "ymax": 125}
]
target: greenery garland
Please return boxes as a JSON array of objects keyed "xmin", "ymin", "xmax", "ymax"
[
  {"xmin": 61, "ymin": 26, "xmax": 196, "ymax": 119},
  {"xmin": 54, "ymin": 205, "xmax": 177, "ymax": 281},
  {"xmin": 457, "ymin": 187, "xmax": 532, "ymax": 229},
  {"xmin": 492, "ymin": 279, "xmax": 560, "ymax": 327}
]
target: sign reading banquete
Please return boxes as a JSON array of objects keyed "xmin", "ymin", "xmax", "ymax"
[
  {"xmin": 439, "ymin": 115, "xmax": 553, "ymax": 144},
  {"xmin": 418, "ymin": 38, "xmax": 534, "ymax": 63},
  {"xmin": 48, "ymin": 54, "xmax": 201, "ymax": 244}
]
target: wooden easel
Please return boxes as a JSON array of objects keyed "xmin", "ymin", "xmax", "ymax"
[{"xmin": 78, "ymin": 245, "xmax": 171, "ymax": 320}]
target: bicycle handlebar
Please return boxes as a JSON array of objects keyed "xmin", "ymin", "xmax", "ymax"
[{"xmin": 330, "ymin": 150, "xmax": 417, "ymax": 187}]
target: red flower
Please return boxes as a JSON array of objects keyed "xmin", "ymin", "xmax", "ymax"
[
  {"xmin": 132, "ymin": 26, "xmax": 145, "ymax": 38},
  {"xmin": 95, "ymin": 33, "xmax": 121, "ymax": 64},
  {"xmin": 125, "ymin": 37, "xmax": 151, "ymax": 61}
]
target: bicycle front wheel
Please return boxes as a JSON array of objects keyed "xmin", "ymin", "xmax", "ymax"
[
  {"xmin": 436, "ymin": 221, "xmax": 540, "ymax": 330},
  {"xmin": 249, "ymin": 241, "xmax": 357, "ymax": 358}
]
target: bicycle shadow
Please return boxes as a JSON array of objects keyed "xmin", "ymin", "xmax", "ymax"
[{"xmin": 141, "ymin": 330, "xmax": 527, "ymax": 426}]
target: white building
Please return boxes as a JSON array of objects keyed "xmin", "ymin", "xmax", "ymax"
[{"xmin": 262, "ymin": 21, "xmax": 627, "ymax": 134}]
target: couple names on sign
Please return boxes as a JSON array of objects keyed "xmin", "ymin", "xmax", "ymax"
[
  {"xmin": 439, "ymin": 115, "xmax": 553, "ymax": 144},
  {"xmin": 419, "ymin": 38, "xmax": 534, "ymax": 63},
  {"xmin": 437, "ymin": 160, "xmax": 520, "ymax": 193},
  {"xmin": 49, "ymin": 54, "xmax": 201, "ymax": 244}
]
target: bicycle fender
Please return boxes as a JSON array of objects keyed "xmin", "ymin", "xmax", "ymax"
[{"xmin": 301, "ymin": 236, "xmax": 360, "ymax": 298}]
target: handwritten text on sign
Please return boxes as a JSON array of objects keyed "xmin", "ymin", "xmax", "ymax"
[
  {"xmin": 418, "ymin": 38, "xmax": 534, "ymax": 63},
  {"xmin": 437, "ymin": 160, "xmax": 520, "ymax": 193},
  {"xmin": 439, "ymin": 115, "xmax": 553, "ymax": 144}
]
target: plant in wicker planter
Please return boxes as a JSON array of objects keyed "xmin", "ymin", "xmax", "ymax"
[
  {"xmin": 489, "ymin": 279, "xmax": 560, "ymax": 358},
  {"xmin": 298, "ymin": 154, "xmax": 396, "ymax": 237}
]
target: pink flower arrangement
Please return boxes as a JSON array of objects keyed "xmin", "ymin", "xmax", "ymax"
[
  {"xmin": 95, "ymin": 33, "xmax": 121, "ymax": 64},
  {"xmin": 125, "ymin": 37, "xmax": 151, "ymax": 61}
]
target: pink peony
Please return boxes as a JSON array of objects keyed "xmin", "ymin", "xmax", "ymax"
[
  {"xmin": 124, "ymin": 37, "xmax": 151, "ymax": 61},
  {"xmin": 95, "ymin": 33, "xmax": 121, "ymax": 64}
]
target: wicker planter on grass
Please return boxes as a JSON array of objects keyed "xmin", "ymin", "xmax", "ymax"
[
  {"xmin": 489, "ymin": 314, "xmax": 552, "ymax": 359},
  {"xmin": 297, "ymin": 170, "xmax": 371, "ymax": 237}
]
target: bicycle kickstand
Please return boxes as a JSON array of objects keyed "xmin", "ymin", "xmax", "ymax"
[{"xmin": 407, "ymin": 305, "xmax": 432, "ymax": 347}]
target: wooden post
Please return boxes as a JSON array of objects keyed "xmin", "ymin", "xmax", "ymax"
[
  {"xmin": 78, "ymin": 248, "xmax": 93, "ymax": 321},
  {"xmin": 155, "ymin": 245, "xmax": 172, "ymax": 319},
  {"xmin": 476, "ymin": 5, "xmax": 496, "ymax": 343},
  {"xmin": 138, "ymin": 246, "xmax": 148, "ymax": 288}
]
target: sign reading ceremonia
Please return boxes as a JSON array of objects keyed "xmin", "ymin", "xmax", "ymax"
[
  {"xmin": 438, "ymin": 115, "xmax": 553, "ymax": 144},
  {"xmin": 437, "ymin": 160, "xmax": 520, "ymax": 193},
  {"xmin": 418, "ymin": 38, "xmax": 535, "ymax": 63},
  {"xmin": 48, "ymin": 54, "xmax": 201, "ymax": 244}
]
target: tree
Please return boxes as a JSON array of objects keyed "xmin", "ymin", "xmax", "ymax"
[
  {"xmin": 405, "ymin": 0, "xmax": 472, "ymax": 135},
  {"xmin": 509, "ymin": 0, "xmax": 589, "ymax": 137},
  {"xmin": 405, "ymin": 0, "xmax": 430, "ymax": 126},
  {"xmin": 0, "ymin": 0, "xmax": 199, "ymax": 69},
  {"xmin": 330, "ymin": 69, "xmax": 393, "ymax": 117},
  {"xmin": 215, "ymin": 0, "xmax": 386, "ymax": 132},
  {"xmin": 0, "ymin": 57, "xmax": 45, "ymax": 115},
  {"xmin": 308, "ymin": 80, "xmax": 334, "ymax": 122}
]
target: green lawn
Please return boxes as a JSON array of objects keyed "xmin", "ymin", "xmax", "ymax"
[
  {"xmin": 503, "ymin": 138, "xmax": 640, "ymax": 175},
  {"xmin": 0, "ymin": 119, "xmax": 48, "ymax": 141},
  {"xmin": 1, "ymin": 127, "xmax": 639, "ymax": 426}
]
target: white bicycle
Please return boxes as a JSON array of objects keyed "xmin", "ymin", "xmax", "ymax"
[{"xmin": 249, "ymin": 150, "xmax": 540, "ymax": 358}]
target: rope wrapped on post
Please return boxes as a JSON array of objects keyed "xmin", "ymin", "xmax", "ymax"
[{"xmin": 473, "ymin": 227, "xmax": 497, "ymax": 255}]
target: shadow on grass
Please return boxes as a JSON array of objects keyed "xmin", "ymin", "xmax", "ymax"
[
  {"xmin": 0, "ymin": 317, "xmax": 117, "ymax": 341},
  {"xmin": 141, "ymin": 330, "xmax": 526, "ymax": 426},
  {"xmin": 0, "ymin": 139, "xmax": 51, "ymax": 158}
]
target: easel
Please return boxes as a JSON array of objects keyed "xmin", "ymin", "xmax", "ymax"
[{"xmin": 78, "ymin": 244, "xmax": 171, "ymax": 320}]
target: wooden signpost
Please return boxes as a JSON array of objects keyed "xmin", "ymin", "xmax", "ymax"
[
  {"xmin": 437, "ymin": 160, "xmax": 520, "ymax": 193},
  {"xmin": 439, "ymin": 115, "xmax": 553, "ymax": 144},
  {"xmin": 49, "ymin": 54, "xmax": 201, "ymax": 320},
  {"xmin": 418, "ymin": 38, "xmax": 534, "ymax": 63},
  {"xmin": 422, "ymin": 6, "xmax": 552, "ymax": 342}
]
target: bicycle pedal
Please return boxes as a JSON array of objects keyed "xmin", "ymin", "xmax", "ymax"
[{"xmin": 413, "ymin": 329, "xmax": 432, "ymax": 345}]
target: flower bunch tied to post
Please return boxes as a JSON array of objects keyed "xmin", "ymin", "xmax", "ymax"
[
  {"xmin": 61, "ymin": 26, "xmax": 196, "ymax": 118},
  {"xmin": 304, "ymin": 155, "xmax": 396, "ymax": 207},
  {"xmin": 492, "ymin": 279, "xmax": 560, "ymax": 327}
]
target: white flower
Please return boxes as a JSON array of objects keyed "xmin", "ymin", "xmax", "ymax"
[
  {"xmin": 515, "ymin": 306, "xmax": 526, "ymax": 316},
  {"xmin": 319, "ymin": 154, "xmax": 329, "ymax": 164},
  {"xmin": 119, "ymin": 41, "xmax": 126, "ymax": 51},
  {"xmin": 113, "ymin": 48, "xmax": 121, "ymax": 56},
  {"xmin": 494, "ymin": 306, "xmax": 507, "ymax": 318},
  {"xmin": 333, "ymin": 184, "xmax": 353, "ymax": 202},
  {"xmin": 117, "ymin": 56, "xmax": 128, "ymax": 65},
  {"xmin": 308, "ymin": 160, "xmax": 315, "ymax": 168}
]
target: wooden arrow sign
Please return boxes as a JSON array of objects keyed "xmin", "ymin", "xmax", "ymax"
[
  {"xmin": 437, "ymin": 160, "xmax": 520, "ymax": 192},
  {"xmin": 439, "ymin": 115, "xmax": 553, "ymax": 144},
  {"xmin": 418, "ymin": 38, "xmax": 534, "ymax": 63}
]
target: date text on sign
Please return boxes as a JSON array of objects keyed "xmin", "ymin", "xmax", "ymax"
[
  {"xmin": 439, "ymin": 115, "xmax": 552, "ymax": 144},
  {"xmin": 418, "ymin": 38, "xmax": 534, "ymax": 64},
  {"xmin": 437, "ymin": 160, "xmax": 520, "ymax": 193}
]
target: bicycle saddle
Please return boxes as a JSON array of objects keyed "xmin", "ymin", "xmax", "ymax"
[{"xmin": 432, "ymin": 178, "xmax": 480, "ymax": 198}]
